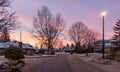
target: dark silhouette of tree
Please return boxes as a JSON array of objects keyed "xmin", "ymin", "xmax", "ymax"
[
  {"xmin": 107, "ymin": 19, "xmax": 120, "ymax": 61},
  {"xmin": 69, "ymin": 21, "xmax": 88, "ymax": 53},
  {"xmin": 0, "ymin": 0, "xmax": 10, "ymax": 7},
  {"xmin": 113, "ymin": 19, "xmax": 120, "ymax": 49},
  {"xmin": 69, "ymin": 21, "xmax": 100, "ymax": 53},
  {"xmin": 69, "ymin": 21, "xmax": 88, "ymax": 44},
  {"xmin": 0, "ymin": 9, "xmax": 18, "ymax": 32},
  {"xmin": 33, "ymin": 6, "xmax": 65, "ymax": 54},
  {"xmin": 0, "ymin": 0, "xmax": 19, "ymax": 43},
  {"xmin": 84, "ymin": 29, "xmax": 99, "ymax": 55},
  {"xmin": 74, "ymin": 41, "xmax": 81, "ymax": 53},
  {"xmin": 66, "ymin": 43, "xmax": 70, "ymax": 48},
  {"xmin": 0, "ymin": 27, "xmax": 10, "ymax": 42},
  {"xmin": 71, "ymin": 43, "xmax": 75, "ymax": 48},
  {"xmin": 84, "ymin": 30, "xmax": 99, "ymax": 45}
]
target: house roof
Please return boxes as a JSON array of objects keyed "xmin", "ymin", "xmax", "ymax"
[
  {"xmin": 94, "ymin": 40, "xmax": 112, "ymax": 44},
  {"xmin": 0, "ymin": 40, "xmax": 36, "ymax": 50},
  {"xmin": 0, "ymin": 43, "xmax": 7, "ymax": 48}
]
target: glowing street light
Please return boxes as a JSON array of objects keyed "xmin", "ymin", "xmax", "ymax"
[
  {"xmin": 101, "ymin": 11, "xmax": 107, "ymax": 59},
  {"xmin": 101, "ymin": 11, "xmax": 107, "ymax": 16}
]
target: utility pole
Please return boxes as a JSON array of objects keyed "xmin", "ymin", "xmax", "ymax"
[{"xmin": 19, "ymin": 30, "xmax": 22, "ymax": 48}]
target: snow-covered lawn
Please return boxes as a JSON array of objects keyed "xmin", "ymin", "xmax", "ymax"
[
  {"xmin": 76, "ymin": 53, "xmax": 102, "ymax": 57},
  {"xmin": 0, "ymin": 56, "xmax": 8, "ymax": 65},
  {"xmin": 0, "ymin": 55, "xmax": 55, "ymax": 72},
  {"xmin": 76, "ymin": 53, "xmax": 120, "ymax": 72},
  {"xmin": 22, "ymin": 57, "xmax": 45, "ymax": 71}
]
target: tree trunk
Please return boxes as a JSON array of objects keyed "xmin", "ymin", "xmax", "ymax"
[{"xmin": 48, "ymin": 40, "xmax": 51, "ymax": 54}]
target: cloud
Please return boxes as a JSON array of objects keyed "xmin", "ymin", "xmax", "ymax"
[{"xmin": 9, "ymin": 0, "xmax": 119, "ymax": 46}]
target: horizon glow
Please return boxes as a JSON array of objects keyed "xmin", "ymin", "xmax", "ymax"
[{"xmin": 9, "ymin": 0, "xmax": 120, "ymax": 46}]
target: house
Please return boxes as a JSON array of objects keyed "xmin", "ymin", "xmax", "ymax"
[
  {"xmin": 63, "ymin": 46, "xmax": 74, "ymax": 53},
  {"xmin": 93, "ymin": 40, "xmax": 116, "ymax": 52},
  {"xmin": 0, "ymin": 40, "xmax": 37, "ymax": 55}
]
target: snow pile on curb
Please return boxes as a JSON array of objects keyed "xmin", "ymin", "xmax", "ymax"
[{"xmin": 88, "ymin": 56, "xmax": 111, "ymax": 65}]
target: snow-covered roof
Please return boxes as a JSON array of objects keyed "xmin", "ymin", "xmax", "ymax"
[
  {"xmin": 0, "ymin": 43, "xmax": 7, "ymax": 48},
  {"xmin": 5, "ymin": 41, "xmax": 19, "ymax": 48},
  {"xmin": 0, "ymin": 40, "xmax": 36, "ymax": 50},
  {"xmin": 22, "ymin": 44, "xmax": 34, "ymax": 49}
]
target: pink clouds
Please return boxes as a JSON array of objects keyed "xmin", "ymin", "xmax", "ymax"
[
  {"xmin": 18, "ymin": 17, "xmax": 30, "ymax": 26},
  {"xmin": 8, "ymin": 0, "xmax": 119, "ymax": 46},
  {"xmin": 16, "ymin": 11, "xmax": 34, "ymax": 31},
  {"xmin": 12, "ymin": 0, "xmax": 41, "ymax": 10},
  {"xmin": 99, "ymin": 31, "xmax": 114, "ymax": 40},
  {"xmin": 105, "ymin": 32, "xmax": 114, "ymax": 38}
]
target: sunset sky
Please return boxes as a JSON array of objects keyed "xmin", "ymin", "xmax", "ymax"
[{"xmin": 10, "ymin": 0, "xmax": 120, "ymax": 46}]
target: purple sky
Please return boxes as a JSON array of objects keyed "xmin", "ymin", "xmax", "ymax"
[{"xmin": 10, "ymin": 0, "xmax": 120, "ymax": 45}]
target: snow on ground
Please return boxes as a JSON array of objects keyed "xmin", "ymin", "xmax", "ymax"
[
  {"xmin": 22, "ymin": 57, "xmax": 45, "ymax": 71},
  {"xmin": 0, "ymin": 56, "xmax": 8, "ymax": 65},
  {"xmin": 76, "ymin": 53, "xmax": 120, "ymax": 72},
  {"xmin": 0, "ymin": 55, "xmax": 55, "ymax": 72}
]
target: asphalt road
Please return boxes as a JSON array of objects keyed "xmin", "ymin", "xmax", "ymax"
[{"xmin": 28, "ymin": 54, "xmax": 106, "ymax": 72}]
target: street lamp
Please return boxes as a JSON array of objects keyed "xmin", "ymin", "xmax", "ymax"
[{"xmin": 101, "ymin": 11, "xmax": 106, "ymax": 59}]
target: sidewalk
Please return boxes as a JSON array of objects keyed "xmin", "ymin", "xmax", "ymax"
[{"xmin": 76, "ymin": 53, "xmax": 120, "ymax": 72}]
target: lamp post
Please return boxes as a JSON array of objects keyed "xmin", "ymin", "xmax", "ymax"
[
  {"xmin": 101, "ymin": 11, "xmax": 106, "ymax": 59},
  {"xmin": 19, "ymin": 30, "xmax": 22, "ymax": 48}
]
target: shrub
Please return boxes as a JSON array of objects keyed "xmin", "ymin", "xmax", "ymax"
[
  {"xmin": 4, "ymin": 46, "xmax": 25, "ymax": 60},
  {"xmin": 116, "ymin": 50, "xmax": 120, "ymax": 62},
  {"xmin": 106, "ymin": 51, "xmax": 116, "ymax": 60},
  {"xmin": 0, "ymin": 51, "xmax": 4, "ymax": 56},
  {"xmin": 106, "ymin": 50, "xmax": 120, "ymax": 62}
]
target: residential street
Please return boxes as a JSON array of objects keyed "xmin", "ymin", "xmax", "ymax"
[{"xmin": 28, "ymin": 54, "xmax": 107, "ymax": 72}]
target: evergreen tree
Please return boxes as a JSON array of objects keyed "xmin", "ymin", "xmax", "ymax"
[
  {"xmin": 113, "ymin": 19, "xmax": 120, "ymax": 50},
  {"xmin": 107, "ymin": 19, "xmax": 120, "ymax": 60},
  {"xmin": 66, "ymin": 43, "xmax": 70, "ymax": 48},
  {"xmin": 71, "ymin": 43, "xmax": 75, "ymax": 48},
  {"xmin": 0, "ymin": 27, "xmax": 10, "ymax": 42},
  {"xmin": 74, "ymin": 41, "xmax": 81, "ymax": 53}
]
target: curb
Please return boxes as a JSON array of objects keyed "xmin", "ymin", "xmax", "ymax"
[{"xmin": 25, "ymin": 55, "xmax": 56, "ymax": 58}]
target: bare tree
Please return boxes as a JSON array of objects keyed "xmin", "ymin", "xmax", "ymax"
[
  {"xmin": 69, "ymin": 21, "xmax": 100, "ymax": 53},
  {"xmin": 0, "ymin": 9, "xmax": 19, "ymax": 32},
  {"xmin": 33, "ymin": 6, "xmax": 65, "ymax": 54},
  {"xmin": 84, "ymin": 29, "xmax": 99, "ymax": 46},
  {"xmin": 0, "ymin": 0, "xmax": 19, "ymax": 42},
  {"xmin": 68, "ymin": 21, "xmax": 88, "ymax": 44},
  {"xmin": 0, "ymin": 0, "xmax": 10, "ymax": 7},
  {"xmin": 84, "ymin": 29, "xmax": 100, "ymax": 55}
]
